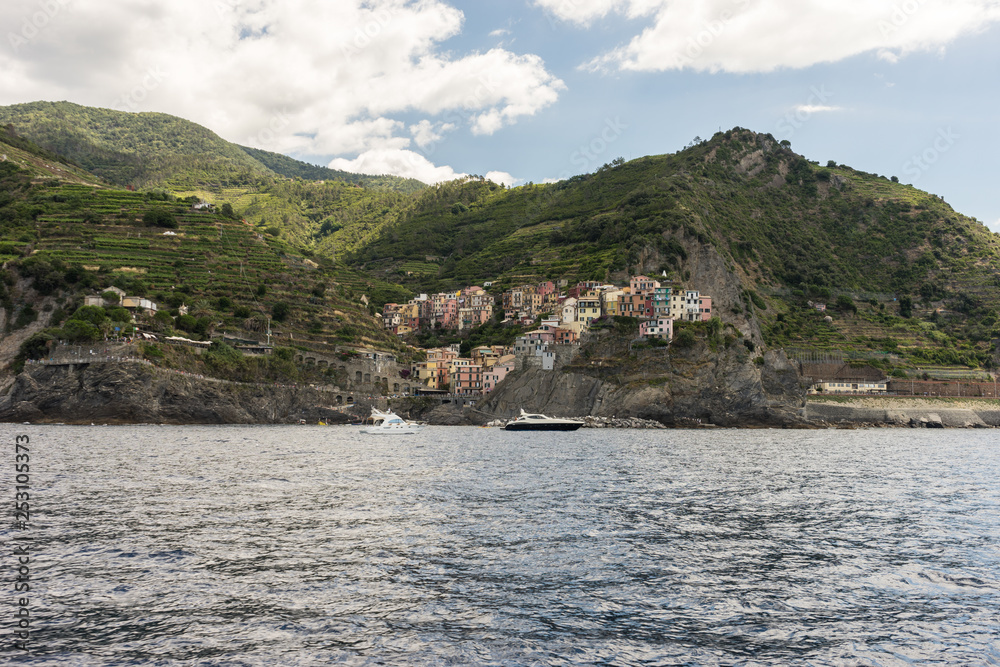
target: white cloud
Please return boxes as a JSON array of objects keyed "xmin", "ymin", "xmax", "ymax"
[
  {"xmin": 536, "ymin": 0, "xmax": 1000, "ymax": 73},
  {"xmin": 794, "ymin": 104, "xmax": 842, "ymax": 114},
  {"xmin": 534, "ymin": 0, "xmax": 658, "ymax": 25},
  {"xmin": 329, "ymin": 150, "xmax": 517, "ymax": 186},
  {"xmin": 409, "ymin": 120, "xmax": 456, "ymax": 149},
  {"xmin": 0, "ymin": 0, "xmax": 564, "ymax": 179},
  {"xmin": 485, "ymin": 170, "xmax": 518, "ymax": 186},
  {"xmin": 329, "ymin": 148, "xmax": 466, "ymax": 184}
]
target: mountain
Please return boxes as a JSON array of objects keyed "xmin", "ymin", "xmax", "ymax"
[
  {"xmin": 347, "ymin": 129, "xmax": 1000, "ymax": 369},
  {"xmin": 0, "ymin": 100, "xmax": 430, "ymax": 257},
  {"xmin": 0, "ymin": 125, "xmax": 416, "ymax": 382},
  {"xmin": 3, "ymin": 102, "xmax": 999, "ymax": 375},
  {"xmin": 238, "ymin": 144, "xmax": 424, "ymax": 193},
  {"xmin": 0, "ymin": 101, "xmax": 424, "ymax": 193},
  {"xmin": 352, "ymin": 129, "xmax": 999, "ymax": 290}
]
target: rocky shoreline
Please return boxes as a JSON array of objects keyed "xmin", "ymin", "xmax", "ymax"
[
  {"xmin": 806, "ymin": 398, "xmax": 1000, "ymax": 428},
  {"xmin": 3, "ymin": 359, "xmax": 998, "ymax": 429},
  {"xmin": 484, "ymin": 415, "xmax": 670, "ymax": 429}
]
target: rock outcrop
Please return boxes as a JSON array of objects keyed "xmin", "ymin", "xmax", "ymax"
[
  {"xmin": 0, "ymin": 362, "xmax": 355, "ymax": 425},
  {"xmin": 483, "ymin": 340, "xmax": 807, "ymax": 427}
]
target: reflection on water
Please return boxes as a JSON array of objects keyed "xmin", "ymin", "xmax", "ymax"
[{"xmin": 2, "ymin": 425, "xmax": 998, "ymax": 665}]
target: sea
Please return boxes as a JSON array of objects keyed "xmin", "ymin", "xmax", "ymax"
[{"xmin": 1, "ymin": 424, "xmax": 998, "ymax": 666}]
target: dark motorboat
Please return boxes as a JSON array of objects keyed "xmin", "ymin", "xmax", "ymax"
[{"xmin": 504, "ymin": 409, "xmax": 584, "ymax": 431}]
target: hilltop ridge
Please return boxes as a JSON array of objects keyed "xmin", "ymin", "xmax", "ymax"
[{"xmin": 0, "ymin": 101, "xmax": 425, "ymax": 193}]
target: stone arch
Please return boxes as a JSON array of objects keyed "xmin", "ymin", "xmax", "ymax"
[
  {"xmin": 356, "ymin": 371, "xmax": 363, "ymax": 383},
  {"xmin": 346, "ymin": 396, "xmax": 354, "ymax": 405},
  {"xmin": 295, "ymin": 354, "xmax": 304, "ymax": 363},
  {"xmin": 305, "ymin": 357, "xmax": 316, "ymax": 366},
  {"xmin": 393, "ymin": 383, "xmax": 400, "ymax": 393},
  {"xmin": 364, "ymin": 373, "xmax": 371, "ymax": 383},
  {"xmin": 318, "ymin": 360, "xmax": 328, "ymax": 368}
]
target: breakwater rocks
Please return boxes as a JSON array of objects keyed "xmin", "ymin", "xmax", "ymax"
[
  {"xmin": 485, "ymin": 415, "xmax": 669, "ymax": 429},
  {"xmin": 807, "ymin": 400, "xmax": 1000, "ymax": 428},
  {"xmin": 581, "ymin": 416, "xmax": 669, "ymax": 429}
]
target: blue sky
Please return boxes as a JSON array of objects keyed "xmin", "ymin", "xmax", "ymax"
[{"xmin": 1, "ymin": 0, "xmax": 998, "ymax": 229}]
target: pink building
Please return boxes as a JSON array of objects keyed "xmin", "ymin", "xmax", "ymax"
[
  {"xmin": 640, "ymin": 317, "xmax": 673, "ymax": 341},
  {"xmin": 439, "ymin": 299, "xmax": 459, "ymax": 329},
  {"xmin": 699, "ymin": 296, "xmax": 713, "ymax": 321},
  {"xmin": 484, "ymin": 359, "xmax": 515, "ymax": 393},
  {"xmin": 455, "ymin": 364, "xmax": 484, "ymax": 395},
  {"xmin": 525, "ymin": 329, "xmax": 556, "ymax": 344},
  {"xmin": 555, "ymin": 328, "xmax": 579, "ymax": 344},
  {"xmin": 630, "ymin": 275, "xmax": 658, "ymax": 295}
]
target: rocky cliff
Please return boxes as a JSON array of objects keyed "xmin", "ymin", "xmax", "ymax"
[
  {"xmin": 483, "ymin": 338, "xmax": 806, "ymax": 427},
  {"xmin": 482, "ymin": 224, "xmax": 807, "ymax": 427},
  {"xmin": 0, "ymin": 362, "xmax": 356, "ymax": 425}
]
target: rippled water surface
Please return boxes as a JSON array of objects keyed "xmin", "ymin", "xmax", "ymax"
[{"xmin": 2, "ymin": 425, "xmax": 999, "ymax": 665}]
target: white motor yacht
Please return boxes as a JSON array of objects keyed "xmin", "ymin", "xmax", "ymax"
[{"xmin": 361, "ymin": 408, "xmax": 423, "ymax": 434}]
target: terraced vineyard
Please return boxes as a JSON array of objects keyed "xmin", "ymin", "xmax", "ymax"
[{"xmin": 22, "ymin": 183, "xmax": 412, "ymax": 358}]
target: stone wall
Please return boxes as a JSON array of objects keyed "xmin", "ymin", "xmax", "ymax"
[{"xmin": 292, "ymin": 350, "xmax": 415, "ymax": 395}]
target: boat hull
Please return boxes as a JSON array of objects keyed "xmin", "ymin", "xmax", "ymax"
[
  {"xmin": 361, "ymin": 426, "xmax": 421, "ymax": 435},
  {"xmin": 504, "ymin": 422, "xmax": 583, "ymax": 431}
]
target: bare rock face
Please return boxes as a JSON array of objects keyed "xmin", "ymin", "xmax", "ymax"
[
  {"xmin": 0, "ymin": 363, "xmax": 353, "ymax": 425},
  {"xmin": 483, "ymin": 345, "xmax": 806, "ymax": 427},
  {"xmin": 483, "ymin": 216, "xmax": 807, "ymax": 427}
]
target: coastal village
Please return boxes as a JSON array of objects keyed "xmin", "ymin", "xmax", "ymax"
[
  {"xmin": 380, "ymin": 275, "xmax": 713, "ymax": 396},
  {"xmin": 71, "ymin": 274, "xmax": 713, "ymax": 399}
]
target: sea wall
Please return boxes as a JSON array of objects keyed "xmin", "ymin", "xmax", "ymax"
[{"xmin": 807, "ymin": 400, "xmax": 1000, "ymax": 428}]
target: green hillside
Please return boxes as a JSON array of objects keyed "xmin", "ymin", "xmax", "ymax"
[
  {"xmin": 0, "ymin": 101, "xmax": 269, "ymax": 188},
  {"xmin": 0, "ymin": 101, "xmax": 431, "ymax": 257},
  {"xmin": 346, "ymin": 129, "xmax": 1000, "ymax": 369},
  {"xmin": 238, "ymin": 144, "xmax": 425, "ymax": 193},
  {"xmin": 0, "ymin": 147, "xmax": 415, "ymax": 378},
  {"xmin": 4, "ymin": 103, "xmax": 999, "ymax": 376}
]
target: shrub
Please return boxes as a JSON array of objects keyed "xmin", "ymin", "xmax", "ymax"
[
  {"xmin": 69, "ymin": 305, "xmax": 107, "ymax": 326},
  {"xmin": 143, "ymin": 209, "xmax": 177, "ymax": 228},
  {"xmin": 102, "ymin": 306, "xmax": 129, "ymax": 323},
  {"xmin": 19, "ymin": 331, "xmax": 54, "ymax": 360},
  {"xmin": 271, "ymin": 302, "xmax": 290, "ymax": 322},
  {"xmin": 673, "ymin": 328, "xmax": 696, "ymax": 348},
  {"xmin": 62, "ymin": 319, "xmax": 101, "ymax": 342},
  {"xmin": 835, "ymin": 295, "xmax": 857, "ymax": 313},
  {"xmin": 175, "ymin": 314, "xmax": 197, "ymax": 332}
]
